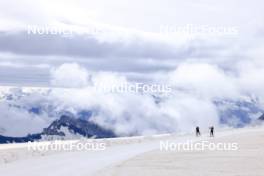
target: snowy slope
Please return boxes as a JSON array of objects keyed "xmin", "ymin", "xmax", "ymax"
[{"xmin": 0, "ymin": 127, "xmax": 263, "ymax": 176}]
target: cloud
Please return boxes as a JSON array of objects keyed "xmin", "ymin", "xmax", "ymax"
[
  {"xmin": 0, "ymin": 0, "xmax": 264, "ymax": 87},
  {"xmin": 49, "ymin": 87, "xmax": 219, "ymax": 136},
  {"xmin": 0, "ymin": 88, "xmax": 52, "ymax": 136},
  {"xmin": 168, "ymin": 63, "xmax": 240, "ymax": 99},
  {"xmin": 50, "ymin": 63, "xmax": 90, "ymax": 88},
  {"xmin": 0, "ymin": 31, "xmax": 187, "ymax": 59},
  {"xmin": 1, "ymin": 62, "xmax": 264, "ymax": 136},
  {"xmin": 47, "ymin": 64, "xmax": 222, "ymax": 135},
  {"xmin": 159, "ymin": 94, "xmax": 219, "ymax": 132},
  {"xmin": 0, "ymin": 106, "xmax": 49, "ymax": 136},
  {"xmin": 236, "ymin": 61, "xmax": 264, "ymax": 102}
]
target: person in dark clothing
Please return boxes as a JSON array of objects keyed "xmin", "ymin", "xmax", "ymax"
[
  {"xmin": 196, "ymin": 126, "xmax": 201, "ymax": 137},
  {"xmin": 209, "ymin": 126, "xmax": 214, "ymax": 137}
]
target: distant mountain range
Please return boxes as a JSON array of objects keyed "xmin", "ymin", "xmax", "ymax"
[
  {"xmin": 1, "ymin": 87, "xmax": 264, "ymax": 144},
  {"xmin": 0, "ymin": 114, "xmax": 116, "ymax": 144},
  {"xmin": 214, "ymin": 99, "xmax": 263, "ymax": 127}
]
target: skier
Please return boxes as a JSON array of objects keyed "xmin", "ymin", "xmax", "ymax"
[
  {"xmin": 196, "ymin": 126, "xmax": 201, "ymax": 137},
  {"xmin": 209, "ymin": 126, "xmax": 214, "ymax": 137}
]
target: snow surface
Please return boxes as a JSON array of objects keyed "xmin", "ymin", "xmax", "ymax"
[{"xmin": 0, "ymin": 127, "xmax": 262, "ymax": 176}]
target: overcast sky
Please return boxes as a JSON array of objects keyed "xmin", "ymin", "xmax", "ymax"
[{"xmin": 0, "ymin": 0, "xmax": 264, "ymax": 85}]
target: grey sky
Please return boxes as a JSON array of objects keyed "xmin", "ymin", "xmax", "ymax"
[{"xmin": 0, "ymin": 0, "xmax": 264, "ymax": 85}]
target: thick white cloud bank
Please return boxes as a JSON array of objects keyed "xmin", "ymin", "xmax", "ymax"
[
  {"xmin": 50, "ymin": 63, "xmax": 90, "ymax": 88},
  {"xmin": 168, "ymin": 63, "xmax": 239, "ymax": 99},
  {"xmin": 5, "ymin": 62, "xmax": 263, "ymax": 137},
  {"xmin": 1, "ymin": 61, "xmax": 264, "ymax": 136},
  {"xmin": 48, "ymin": 63, "xmax": 264, "ymax": 135},
  {"xmin": 0, "ymin": 63, "xmax": 218, "ymax": 136}
]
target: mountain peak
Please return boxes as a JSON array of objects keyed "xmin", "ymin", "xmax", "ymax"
[
  {"xmin": 43, "ymin": 114, "xmax": 116, "ymax": 138},
  {"xmin": 259, "ymin": 114, "xmax": 264, "ymax": 120}
]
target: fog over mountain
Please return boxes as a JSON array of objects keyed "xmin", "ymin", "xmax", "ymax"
[{"xmin": 0, "ymin": 63, "xmax": 263, "ymax": 137}]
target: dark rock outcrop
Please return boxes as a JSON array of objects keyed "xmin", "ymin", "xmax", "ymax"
[
  {"xmin": 258, "ymin": 114, "xmax": 264, "ymax": 120},
  {"xmin": 43, "ymin": 114, "xmax": 116, "ymax": 138}
]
